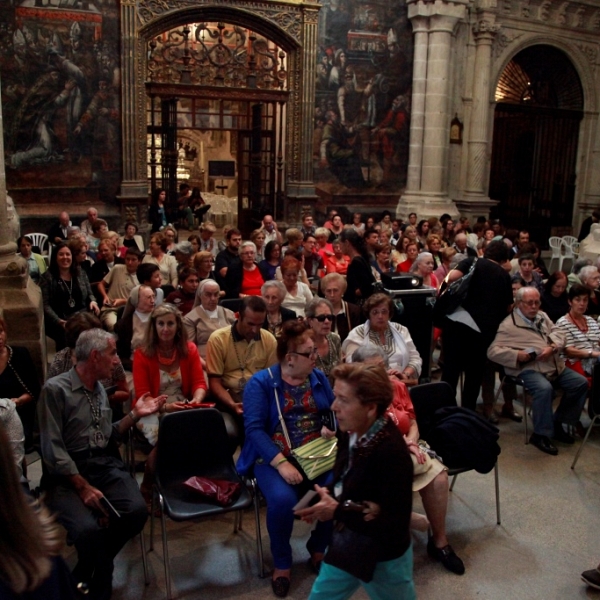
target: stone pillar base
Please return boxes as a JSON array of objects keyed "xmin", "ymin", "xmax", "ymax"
[
  {"xmin": 396, "ymin": 192, "xmax": 460, "ymax": 221},
  {"xmin": 0, "ymin": 245, "xmax": 46, "ymax": 381},
  {"xmin": 455, "ymin": 195, "xmax": 499, "ymax": 223}
]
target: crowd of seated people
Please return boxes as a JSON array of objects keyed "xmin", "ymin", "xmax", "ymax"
[{"xmin": 6, "ymin": 205, "xmax": 600, "ymax": 598}]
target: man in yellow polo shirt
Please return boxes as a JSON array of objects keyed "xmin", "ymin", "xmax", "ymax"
[{"xmin": 207, "ymin": 296, "xmax": 277, "ymax": 445}]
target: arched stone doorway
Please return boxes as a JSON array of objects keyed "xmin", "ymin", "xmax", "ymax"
[
  {"xmin": 489, "ymin": 45, "xmax": 583, "ymax": 243},
  {"xmin": 119, "ymin": 0, "xmax": 319, "ymax": 226}
]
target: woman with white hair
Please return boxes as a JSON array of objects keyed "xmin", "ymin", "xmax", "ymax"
[
  {"xmin": 260, "ymin": 280, "xmax": 297, "ymax": 337},
  {"xmin": 224, "ymin": 240, "xmax": 265, "ymax": 299},
  {"xmin": 183, "ymin": 279, "xmax": 235, "ymax": 368},
  {"xmin": 579, "ymin": 265, "xmax": 600, "ymax": 317},
  {"xmin": 410, "ymin": 251, "xmax": 438, "ymax": 288}
]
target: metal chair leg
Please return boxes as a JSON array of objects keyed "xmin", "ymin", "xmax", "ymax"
[
  {"xmin": 140, "ymin": 528, "xmax": 150, "ymax": 585},
  {"xmin": 522, "ymin": 388, "xmax": 529, "ymax": 444},
  {"xmin": 449, "ymin": 473, "xmax": 458, "ymax": 492},
  {"xmin": 250, "ymin": 478, "xmax": 266, "ymax": 578},
  {"xmin": 494, "ymin": 461, "xmax": 501, "ymax": 525},
  {"xmin": 159, "ymin": 492, "xmax": 172, "ymax": 600},
  {"xmin": 571, "ymin": 415, "xmax": 599, "ymax": 469},
  {"xmin": 149, "ymin": 488, "xmax": 155, "ymax": 552}
]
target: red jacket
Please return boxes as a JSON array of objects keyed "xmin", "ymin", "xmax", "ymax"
[{"xmin": 133, "ymin": 341, "xmax": 207, "ymax": 399}]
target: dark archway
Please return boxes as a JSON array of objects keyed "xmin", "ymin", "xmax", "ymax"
[{"xmin": 489, "ymin": 45, "xmax": 583, "ymax": 244}]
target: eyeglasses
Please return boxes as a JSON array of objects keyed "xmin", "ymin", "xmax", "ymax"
[
  {"xmin": 291, "ymin": 348, "xmax": 317, "ymax": 359},
  {"xmin": 370, "ymin": 309, "xmax": 389, "ymax": 316},
  {"xmin": 312, "ymin": 314, "xmax": 335, "ymax": 322},
  {"xmin": 521, "ymin": 300, "xmax": 541, "ymax": 307}
]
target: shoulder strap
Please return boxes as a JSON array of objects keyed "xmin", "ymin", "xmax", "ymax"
[{"xmin": 268, "ymin": 367, "xmax": 292, "ymax": 450}]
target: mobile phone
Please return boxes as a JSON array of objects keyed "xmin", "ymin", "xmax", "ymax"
[
  {"xmin": 321, "ymin": 410, "xmax": 337, "ymax": 433},
  {"xmin": 342, "ymin": 500, "xmax": 366, "ymax": 512},
  {"xmin": 293, "ymin": 490, "xmax": 318, "ymax": 511},
  {"xmin": 100, "ymin": 496, "xmax": 121, "ymax": 519},
  {"xmin": 524, "ymin": 347, "xmax": 538, "ymax": 362}
]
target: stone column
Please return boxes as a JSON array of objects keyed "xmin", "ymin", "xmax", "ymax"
[
  {"xmin": 118, "ymin": 0, "xmax": 150, "ymax": 227},
  {"xmin": 406, "ymin": 17, "xmax": 429, "ymax": 192},
  {"xmin": 0, "ymin": 76, "xmax": 46, "ymax": 379},
  {"xmin": 286, "ymin": 7, "xmax": 320, "ymax": 223},
  {"xmin": 458, "ymin": 12, "xmax": 500, "ymax": 218},
  {"xmin": 397, "ymin": 0, "xmax": 468, "ymax": 220}
]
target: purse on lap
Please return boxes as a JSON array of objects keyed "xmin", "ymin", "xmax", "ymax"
[{"xmin": 270, "ymin": 368, "xmax": 337, "ymax": 481}]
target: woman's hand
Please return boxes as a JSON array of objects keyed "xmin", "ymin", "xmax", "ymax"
[
  {"xmin": 295, "ymin": 484, "xmax": 338, "ymax": 523},
  {"xmin": 166, "ymin": 401, "xmax": 189, "ymax": 412},
  {"xmin": 320, "ymin": 426, "xmax": 336, "ymax": 439},
  {"xmin": 362, "ymin": 501, "xmax": 381, "ymax": 522},
  {"xmin": 405, "ymin": 439, "xmax": 426, "ymax": 464},
  {"xmin": 89, "ymin": 301, "xmax": 100, "ymax": 315},
  {"xmin": 277, "ymin": 461, "xmax": 304, "ymax": 485}
]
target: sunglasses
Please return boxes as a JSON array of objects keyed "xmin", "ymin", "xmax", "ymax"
[
  {"xmin": 291, "ymin": 348, "xmax": 318, "ymax": 359},
  {"xmin": 312, "ymin": 314, "xmax": 335, "ymax": 322}
]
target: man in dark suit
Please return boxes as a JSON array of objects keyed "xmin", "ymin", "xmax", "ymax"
[
  {"xmin": 453, "ymin": 233, "xmax": 477, "ymax": 258},
  {"xmin": 48, "ymin": 211, "xmax": 72, "ymax": 245}
]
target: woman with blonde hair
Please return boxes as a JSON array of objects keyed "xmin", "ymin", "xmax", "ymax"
[
  {"xmin": 0, "ymin": 424, "xmax": 76, "ymax": 598},
  {"xmin": 143, "ymin": 232, "xmax": 178, "ymax": 288},
  {"xmin": 251, "ymin": 228, "xmax": 267, "ymax": 261}
]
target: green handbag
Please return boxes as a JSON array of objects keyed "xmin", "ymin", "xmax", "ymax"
[{"xmin": 271, "ymin": 368, "xmax": 337, "ymax": 481}]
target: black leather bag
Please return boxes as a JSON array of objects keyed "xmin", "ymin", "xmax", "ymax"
[
  {"xmin": 324, "ymin": 522, "xmax": 378, "ymax": 582},
  {"xmin": 432, "ymin": 258, "xmax": 477, "ymax": 327}
]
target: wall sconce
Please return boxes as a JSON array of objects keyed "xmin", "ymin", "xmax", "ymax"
[{"xmin": 450, "ymin": 114, "xmax": 463, "ymax": 144}]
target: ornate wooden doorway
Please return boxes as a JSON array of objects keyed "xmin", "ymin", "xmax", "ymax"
[
  {"xmin": 489, "ymin": 45, "xmax": 583, "ymax": 243},
  {"xmin": 145, "ymin": 21, "xmax": 289, "ymax": 232}
]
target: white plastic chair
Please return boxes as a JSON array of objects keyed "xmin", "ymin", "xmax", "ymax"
[
  {"xmin": 548, "ymin": 236, "xmax": 564, "ymax": 272},
  {"xmin": 561, "ymin": 235, "xmax": 578, "ymax": 271},
  {"xmin": 27, "ymin": 233, "xmax": 50, "ymax": 257}
]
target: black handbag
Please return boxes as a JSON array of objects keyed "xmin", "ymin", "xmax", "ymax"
[
  {"xmin": 432, "ymin": 258, "xmax": 477, "ymax": 327},
  {"xmin": 324, "ymin": 522, "xmax": 378, "ymax": 582}
]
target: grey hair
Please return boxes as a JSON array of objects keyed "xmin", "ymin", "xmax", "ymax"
[
  {"xmin": 305, "ymin": 297, "xmax": 334, "ymax": 318},
  {"xmin": 351, "ymin": 344, "xmax": 389, "ymax": 367},
  {"xmin": 410, "ymin": 251, "xmax": 433, "ymax": 273},
  {"xmin": 174, "ymin": 241, "xmax": 194, "ymax": 257},
  {"xmin": 193, "ymin": 278, "xmax": 220, "ymax": 308},
  {"xmin": 515, "ymin": 286, "xmax": 539, "ymax": 304},
  {"xmin": 261, "ymin": 280, "xmax": 286, "ymax": 299},
  {"xmin": 240, "ymin": 240, "xmax": 257, "ymax": 254},
  {"xmin": 572, "ymin": 258, "xmax": 592, "ymax": 275},
  {"xmin": 579, "ymin": 265, "xmax": 598, "ymax": 283},
  {"xmin": 74, "ymin": 328, "xmax": 113, "ymax": 363}
]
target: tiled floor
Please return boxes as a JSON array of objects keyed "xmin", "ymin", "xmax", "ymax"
[{"xmin": 26, "ymin": 398, "xmax": 600, "ymax": 600}]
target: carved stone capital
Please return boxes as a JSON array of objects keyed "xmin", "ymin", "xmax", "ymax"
[{"xmin": 473, "ymin": 19, "xmax": 501, "ymax": 36}]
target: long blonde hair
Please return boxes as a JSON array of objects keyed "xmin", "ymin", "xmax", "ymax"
[{"xmin": 0, "ymin": 425, "xmax": 62, "ymax": 593}]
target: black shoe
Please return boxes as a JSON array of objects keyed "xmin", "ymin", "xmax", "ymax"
[
  {"xmin": 271, "ymin": 576, "xmax": 291, "ymax": 597},
  {"xmin": 581, "ymin": 568, "xmax": 600, "ymax": 590},
  {"xmin": 500, "ymin": 406, "xmax": 523, "ymax": 422},
  {"xmin": 427, "ymin": 538, "xmax": 465, "ymax": 575},
  {"xmin": 553, "ymin": 422, "xmax": 575, "ymax": 444},
  {"xmin": 529, "ymin": 433, "xmax": 558, "ymax": 455}
]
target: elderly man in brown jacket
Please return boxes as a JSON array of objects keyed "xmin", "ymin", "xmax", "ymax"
[{"xmin": 488, "ymin": 287, "xmax": 588, "ymax": 455}]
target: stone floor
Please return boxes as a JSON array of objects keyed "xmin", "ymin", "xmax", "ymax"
[{"xmin": 26, "ymin": 391, "xmax": 600, "ymax": 600}]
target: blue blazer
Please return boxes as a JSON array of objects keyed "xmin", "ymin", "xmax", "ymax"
[{"xmin": 237, "ymin": 364, "xmax": 334, "ymax": 475}]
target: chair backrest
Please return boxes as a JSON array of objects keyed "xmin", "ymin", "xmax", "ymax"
[
  {"xmin": 219, "ymin": 298, "xmax": 243, "ymax": 313},
  {"xmin": 590, "ymin": 363, "xmax": 600, "ymax": 416},
  {"xmin": 155, "ymin": 408, "xmax": 234, "ymax": 486},
  {"xmin": 548, "ymin": 236, "xmax": 563, "ymax": 257},
  {"xmin": 409, "ymin": 381, "xmax": 457, "ymax": 437},
  {"xmin": 27, "ymin": 233, "xmax": 49, "ymax": 255},
  {"xmin": 562, "ymin": 237, "xmax": 575, "ymax": 258}
]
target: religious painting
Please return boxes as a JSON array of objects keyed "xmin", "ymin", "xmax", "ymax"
[
  {"xmin": 314, "ymin": 0, "xmax": 413, "ymax": 195},
  {"xmin": 0, "ymin": 0, "xmax": 121, "ymax": 197}
]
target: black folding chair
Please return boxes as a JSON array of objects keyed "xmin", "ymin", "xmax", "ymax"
[
  {"xmin": 410, "ymin": 381, "xmax": 501, "ymax": 525},
  {"xmin": 571, "ymin": 362, "xmax": 600, "ymax": 469},
  {"xmin": 150, "ymin": 408, "xmax": 263, "ymax": 599}
]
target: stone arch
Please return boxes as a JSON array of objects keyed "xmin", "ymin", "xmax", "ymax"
[
  {"xmin": 489, "ymin": 40, "xmax": 588, "ymax": 241},
  {"xmin": 491, "ymin": 34, "xmax": 596, "ymax": 113},
  {"xmin": 119, "ymin": 0, "xmax": 320, "ymax": 220}
]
